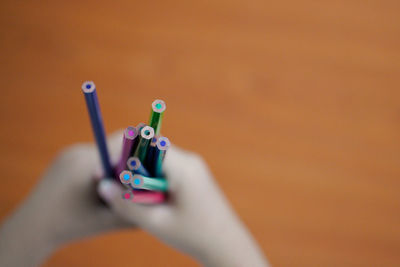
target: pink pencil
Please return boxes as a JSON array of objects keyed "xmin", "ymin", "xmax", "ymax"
[
  {"xmin": 122, "ymin": 190, "xmax": 165, "ymax": 204},
  {"xmin": 116, "ymin": 127, "xmax": 138, "ymax": 175}
]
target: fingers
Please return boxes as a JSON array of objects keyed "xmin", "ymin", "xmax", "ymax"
[
  {"xmin": 162, "ymin": 145, "xmax": 192, "ymax": 192},
  {"xmin": 162, "ymin": 145, "xmax": 199, "ymax": 178},
  {"xmin": 163, "ymin": 145, "xmax": 209, "ymax": 182},
  {"xmin": 97, "ymin": 180, "xmax": 171, "ymax": 228},
  {"xmin": 163, "ymin": 145, "xmax": 189, "ymax": 172}
]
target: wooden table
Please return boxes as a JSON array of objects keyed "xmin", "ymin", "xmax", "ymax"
[{"xmin": 1, "ymin": 0, "xmax": 399, "ymax": 266}]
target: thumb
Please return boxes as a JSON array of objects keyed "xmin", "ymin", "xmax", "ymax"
[{"xmin": 97, "ymin": 180, "xmax": 171, "ymax": 228}]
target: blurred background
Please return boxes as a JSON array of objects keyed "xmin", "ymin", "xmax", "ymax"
[{"xmin": 1, "ymin": 0, "xmax": 399, "ymax": 266}]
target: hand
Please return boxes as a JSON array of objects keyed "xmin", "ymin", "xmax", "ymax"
[
  {"xmin": 98, "ymin": 145, "xmax": 269, "ymax": 267},
  {"xmin": 0, "ymin": 130, "xmax": 131, "ymax": 267}
]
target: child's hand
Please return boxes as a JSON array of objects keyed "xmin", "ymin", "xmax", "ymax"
[
  {"xmin": 0, "ymin": 130, "xmax": 268, "ymax": 267},
  {"xmin": 0, "ymin": 131, "xmax": 130, "ymax": 267},
  {"xmin": 98, "ymin": 146, "xmax": 269, "ymax": 267}
]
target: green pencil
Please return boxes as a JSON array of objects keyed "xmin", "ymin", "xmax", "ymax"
[
  {"xmin": 133, "ymin": 126, "xmax": 154, "ymax": 163},
  {"xmin": 149, "ymin": 99, "xmax": 166, "ymax": 135}
]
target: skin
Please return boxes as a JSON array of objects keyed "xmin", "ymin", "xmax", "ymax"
[{"xmin": 0, "ymin": 131, "xmax": 269, "ymax": 267}]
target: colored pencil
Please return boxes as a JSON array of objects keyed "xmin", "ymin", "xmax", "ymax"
[
  {"xmin": 119, "ymin": 170, "xmax": 132, "ymax": 185},
  {"xmin": 149, "ymin": 99, "xmax": 166, "ymax": 135},
  {"xmin": 122, "ymin": 190, "xmax": 165, "ymax": 204},
  {"xmin": 81, "ymin": 81, "xmax": 113, "ymax": 178},
  {"xmin": 136, "ymin": 122, "xmax": 146, "ymax": 132},
  {"xmin": 154, "ymin": 136, "xmax": 171, "ymax": 177},
  {"xmin": 115, "ymin": 126, "xmax": 138, "ymax": 175},
  {"xmin": 127, "ymin": 156, "xmax": 150, "ymax": 177},
  {"xmin": 130, "ymin": 174, "xmax": 168, "ymax": 192},
  {"xmin": 122, "ymin": 190, "xmax": 134, "ymax": 200},
  {"xmin": 145, "ymin": 136, "xmax": 158, "ymax": 174},
  {"xmin": 133, "ymin": 126, "xmax": 154, "ymax": 163}
]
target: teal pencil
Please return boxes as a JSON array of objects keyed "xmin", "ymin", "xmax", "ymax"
[
  {"xmin": 130, "ymin": 174, "xmax": 168, "ymax": 192},
  {"xmin": 154, "ymin": 136, "xmax": 170, "ymax": 177}
]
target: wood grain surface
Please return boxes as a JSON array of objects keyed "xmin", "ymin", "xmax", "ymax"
[{"xmin": 0, "ymin": 0, "xmax": 399, "ymax": 266}]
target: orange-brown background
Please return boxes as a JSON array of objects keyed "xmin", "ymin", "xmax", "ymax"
[{"xmin": 1, "ymin": 0, "xmax": 399, "ymax": 266}]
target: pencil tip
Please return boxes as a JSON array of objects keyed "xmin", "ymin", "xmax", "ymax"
[{"xmin": 81, "ymin": 81, "xmax": 96, "ymax": 93}]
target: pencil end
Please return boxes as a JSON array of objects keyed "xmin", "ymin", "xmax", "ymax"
[{"xmin": 81, "ymin": 81, "xmax": 96, "ymax": 93}]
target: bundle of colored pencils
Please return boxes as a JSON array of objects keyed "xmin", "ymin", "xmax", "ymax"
[{"xmin": 81, "ymin": 81, "xmax": 170, "ymax": 204}]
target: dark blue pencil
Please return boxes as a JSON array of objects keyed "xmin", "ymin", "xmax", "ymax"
[
  {"xmin": 127, "ymin": 157, "xmax": 151, "ymax": 177},
  {"xmin": 81, "ymin": 81, "xmax": 114, "ymax": 178},
  {"xmin": 145, "ymin": 136, "xmax": 158, "ymax": 174},
  {"xmin": 154, "ymin": 136, "xmax": 170, "ymax": 177}
]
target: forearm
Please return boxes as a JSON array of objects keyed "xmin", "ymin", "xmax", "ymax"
[
  {"xmin": 189, "ymin": 193, "xmax": 269, "ymax": 267},
  {"xmin": 0, "ymin": 206, "xmax": 56, "ymax": 267},
  {"xmin": 199, "ymin": 218, "xmax": 269, "ymax": 267}
]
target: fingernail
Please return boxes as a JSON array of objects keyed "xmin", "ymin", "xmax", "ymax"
[{"xmin": 98, "ymin": 179, "xmax": 119, "ymax": 202}]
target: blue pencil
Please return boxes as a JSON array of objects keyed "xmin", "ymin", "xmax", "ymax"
[
  {"xmin": 127, "ymin": 157, "xmax": 151, "ymax": 177},
  {"xmin": 81, "ymin": 81, "xmax": 114, "ymax": 178},
  {"xmin": 154, "ymin": 136, "xmax": 170, "ymax": 177}
]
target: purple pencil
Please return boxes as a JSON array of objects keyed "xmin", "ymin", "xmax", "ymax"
[{"xmin": 116, "ymin": 126, "xmax": 138, "ymax": 175}]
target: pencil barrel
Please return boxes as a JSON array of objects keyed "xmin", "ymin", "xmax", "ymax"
[
  {"xmin": 123, "ymin": 190, "xmax": 165, "ymax": 204},
  {"xmin": 132, "ymin": 192, "xmax": 165, "ymax": 204},
  {"xmin": 116, "ymin": 126, "xmax": 138, "ymax": 174},
  {"xmin": 127, "ymin": 157, "xmax": 150, "ymax": 177},
  {"xmin": 131, "ymin": 174, "xmax": 168, "ymax": 192},
  {"xmin": 154, "ymin": 136, "xmax": 171, "ymax": 177},
  {"xmin": 145, "ymin": 136, "xmax": 158, "ymax": 175},
  {"xmin": 149, "ymin": 100, "xmax": 166, "ymax": 135},
  {"xmin": 81, "ymin": 81, "xmax": 113, "ymax": 178},
  {"xmin": 133, "ymin": 126, "xmax": 154, "ymax": 162}
]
